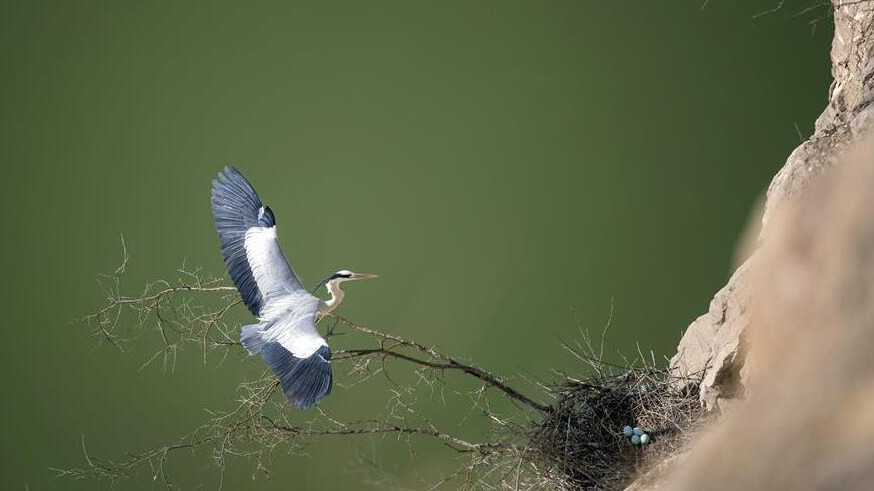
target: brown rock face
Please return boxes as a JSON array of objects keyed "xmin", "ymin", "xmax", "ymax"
[
  {"xmin": 670, "ymin": 1, "xmax": 874, "ymax": 409},
  {"xmin": 670, "ymin": 261, "xmax": 751, "ymax": 409},
  {"xmin": 668, "ymin": 140, "xmax": 874, "ymax": 491}
]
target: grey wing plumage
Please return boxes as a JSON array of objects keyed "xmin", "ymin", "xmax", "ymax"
[
  {"xmin": 240, "ymin": 295, "xmax": 332, "ymax": 409},
  {"xmin": 210, "ymin": 166, "xmax": 307, "ymax": 319},
  {"xmin": 262, "ymin": 343, "xmax": 332, "ymax": 409},
  {"xmin": 211, "ymin": 166, "xmax": 331, "ymax": 409}
]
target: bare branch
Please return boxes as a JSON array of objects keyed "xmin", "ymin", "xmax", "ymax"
[
  {"xmin": 334, "ymin": 317, "xmax": 552, "ymax": 414},
  {"xmin": 71, "ymin": 253, "xmax": 542, "ymax": 488}
]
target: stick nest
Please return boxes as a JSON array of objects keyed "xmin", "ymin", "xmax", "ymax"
[{"xmin": 524, "ymin": 367, "xmax": 706, "ymax": 491}]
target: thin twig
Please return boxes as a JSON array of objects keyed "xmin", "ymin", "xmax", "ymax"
[{"xmin": 335, "ymin": 316, "xmax": 552, "ymax": 414}]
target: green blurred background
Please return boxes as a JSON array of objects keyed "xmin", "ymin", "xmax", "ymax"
[{"xmin": 0, "ymin": 1, "xmax": 832, "ymax": 489}]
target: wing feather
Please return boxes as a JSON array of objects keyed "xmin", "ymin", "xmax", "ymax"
[
  {"xmin": 245, "ymin": 297, "xmax": 332, "ymax": 409},
  {"xmin": 211, "ymin": 166, "xmax": 331, "ymax": 408},
  {"xmin": 210, "ymin": 166, "xmax": 307, "ymax": 319}
]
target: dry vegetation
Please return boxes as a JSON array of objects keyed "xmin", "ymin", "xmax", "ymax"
[
  {"xmin": 60, "ymin": 241, "xmax": 707, "ymax": 490},
  {"xmin": 525, "ymin": 366, "xmax": 705, "ymax": 490}
]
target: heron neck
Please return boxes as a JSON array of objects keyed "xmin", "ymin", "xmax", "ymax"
[{"xmin": 322, "ymin": 279, "xmax": 345, "ymax": 314}]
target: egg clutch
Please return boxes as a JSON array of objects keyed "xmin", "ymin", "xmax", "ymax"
[{"xmin": 622, "ymin": 426, "xmax": 651, "ymax": 446}]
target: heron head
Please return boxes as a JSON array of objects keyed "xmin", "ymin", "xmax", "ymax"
[
  {"xmin": 314, "ymin": 270, "xmax": 379, "ymax": 292},
  {"xmin": 333, "ymin": 270, "xmax": 379, "ymax": 282}
]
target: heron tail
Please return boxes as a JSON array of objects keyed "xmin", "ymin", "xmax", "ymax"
[
  {"xmin": 261, "ymin": 342, "xmax": 333, "ymax": 409},
  {"xmin": 240, "ymin": 324, "xmax": 267, "ymax": 355}
]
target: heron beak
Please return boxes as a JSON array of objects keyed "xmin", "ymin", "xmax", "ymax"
[{"xmin": 349, "ymin": 272, "xmax": 379, "ymax": 281}]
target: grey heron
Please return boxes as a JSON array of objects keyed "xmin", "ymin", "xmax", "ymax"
[{"xmin": 210, "ymin": 166, "xmax": 377, "ymax": 409}]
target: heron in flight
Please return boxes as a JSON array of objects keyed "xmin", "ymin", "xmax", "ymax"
[{"xmin": 210, "ymin": 166, "xmax": 377, "ymax": 409}]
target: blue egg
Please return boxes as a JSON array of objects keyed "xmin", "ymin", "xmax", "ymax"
[
  {"xmin": 631, "ymin": 434, "xmax": 641, "ymax": 445},
  {"xmin": 633, "ymin": 427, "xmax": 644, "ymax": 436},
  {"xmin": 640, "ymin": 433, "xmax": 650, "ymax": 444},
  {"xmin": 623, "ymin": 426, "xmax": 633, "ymax": 436}
]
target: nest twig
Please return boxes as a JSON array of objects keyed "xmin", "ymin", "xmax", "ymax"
[{"xmin": 523, "ymin": 361, "xmax": 706, "ymax": 490}]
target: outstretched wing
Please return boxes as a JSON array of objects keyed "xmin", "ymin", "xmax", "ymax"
[
  {"xmin": 241, "ymin": 296, "xmax": 332, "ymax": 409},
  {"xmin": 210, "ymin": 166, "xmax": 308, "ymax": 320}
]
